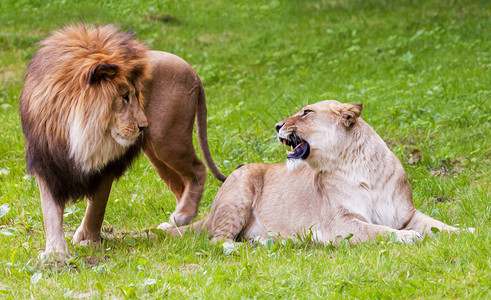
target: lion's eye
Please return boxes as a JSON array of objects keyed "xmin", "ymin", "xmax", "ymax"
[
  {"xmin": 123, "ymin": 94, "xmax": 130, "ymax": 102},
  {"xmin": 301, "ymin": 109, "xmax": 313, "ymax": 117}
]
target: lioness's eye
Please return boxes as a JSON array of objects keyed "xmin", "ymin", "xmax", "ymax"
[
  {"xmin": 301, "ymin": 109, "xmax": 313, "ymax": 117},
  {"xmin": 123, "ymin": 94, "xmax": 130, "ymax": 102}
]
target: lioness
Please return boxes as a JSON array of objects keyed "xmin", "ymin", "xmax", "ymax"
[
  {"xmin": 167, "ymin": 100, "xmax": 467, "ymax": 244},
  {"xmin": 19, "ymin": 24, "xmax": 225, "ymax": 257}
]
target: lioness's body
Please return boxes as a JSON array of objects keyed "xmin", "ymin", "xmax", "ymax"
[
  {"xmin": 19, "ymin": 24, "xmax": 224, "ymax": 257},
  {"xmin": 208, "ymin": 163, "xmax": 318, "ymax": 240},
  {"xmin": 171, "ymin": 100, "xmax": 461, "ymax": 244}
]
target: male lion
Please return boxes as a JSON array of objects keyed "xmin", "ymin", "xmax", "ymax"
[
  {"xmin": 19, "ymin": 24, "xmax": 225, "ymax": 257},
  {"xmin": 167, "ymin": 100, "xmax": 470, "ymax": 244}
]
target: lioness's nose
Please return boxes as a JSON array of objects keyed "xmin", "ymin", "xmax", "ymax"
[
  {"xmin": 138, "ymin": 125, "xmax": 147, "ymax": 132},
  {"xmin": 275, "ymin": 122, "xmax": 285, "ymax": 133}
]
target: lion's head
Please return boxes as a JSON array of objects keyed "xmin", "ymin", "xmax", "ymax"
[
  {"xmin": 20, "ymin": 23, "xmax": 150, "ymax": 174},
  {"xmin": 275, "ymin": 100, "xmax": 363, "ymax": 172}
]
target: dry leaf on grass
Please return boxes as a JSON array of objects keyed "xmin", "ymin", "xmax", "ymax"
[{"xmin": 408, "ymin": 149, "xmax": 423, "ymax": 164}]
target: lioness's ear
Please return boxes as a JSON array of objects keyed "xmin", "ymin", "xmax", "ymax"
[
  {"xmin": 338, "ymin": 103, "xmax": 363, "ymax": 127},
  {"xmin": 89, "ymin": 63, "xmax": 119, "ymax": 85}
]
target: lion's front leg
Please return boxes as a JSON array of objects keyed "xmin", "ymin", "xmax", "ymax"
[
  {"xmin": 73, "ymin": 175, "xmax": 113, "ymax": 248},
  {"xmin": 38, "ymin": 178, "xmax": 68, "ymax": 259}
]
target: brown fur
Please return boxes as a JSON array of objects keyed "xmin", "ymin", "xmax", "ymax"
[
  {"xmin": 166, "ymin": 100, "xmax": 471, "ymax": 244},
  {"xmin": 19, "ymin": 24, "xmax": 225, "ymax": 257},
  {"xmin": 20, "ymin": 24, "xmax": 150, "ymax": 204}
]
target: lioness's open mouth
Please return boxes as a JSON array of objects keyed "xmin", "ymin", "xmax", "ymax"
[{"xmin": 280, "ymin": 135, "xmax": 310, "ymax": 160}]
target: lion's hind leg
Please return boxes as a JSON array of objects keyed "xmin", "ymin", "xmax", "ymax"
[
  {"xmin": 143, "ymin": 135, "xmax": 207, "ymax": 228},
  {"xmin": 144, "ymin": 149, "xmax": 190, "ymax": 229},
  {"xmin": 144, "ymin": 148, "xmax": 185, "ymax": 202},
  {"xmin": 169, "ymin": 158, "xmax": 207, "ymax": 226},
  {"xmin": 161, "ymin": 156, "xmax": 207, "ymax": 227}
]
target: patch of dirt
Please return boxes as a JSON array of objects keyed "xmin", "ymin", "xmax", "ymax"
[
  {"xmin": 41, "ymin": 258, "xmax": 70, "ymax": 269},
  {"xmin": 433, "ymin": 196, "xmax": 453, "ymax": 203},
  {"xmin": 430, "ymin": 158, "xmax": 464, "ymax": 177},
  {"xmin": 101, "ymin": 225, "xmax": 114, "ymax": 233},
  {"xmin": 384, "ymin": 140, "xmax": 396, "ymax": 149},
  {"xmin": 384, "ymin": 139, "xmax": 416, "ymax": 150},
  {"xmin": 146, "ymin": 13, "xmax": 180, "ymax": 24},
  {"xmin": 81, "ymin": 255, "xmax": 104, "ymax": 267},
  {"xmin": 423, "ymin": 196, "xmax": 454, "ymax": 206}
]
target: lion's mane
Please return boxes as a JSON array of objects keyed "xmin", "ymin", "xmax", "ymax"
[{"xmin": 19, "ymin": 24, "xmax": 150, "ymax": 204}]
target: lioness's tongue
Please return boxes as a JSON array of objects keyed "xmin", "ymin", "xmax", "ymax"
[{"xmin": 287, "ymin": 142, "xmax": 310, "ymax": 159}]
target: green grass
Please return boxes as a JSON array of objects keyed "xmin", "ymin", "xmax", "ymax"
[{"xmin": 0, "ymin": 0, "xmax": 490, "ymax": 298}]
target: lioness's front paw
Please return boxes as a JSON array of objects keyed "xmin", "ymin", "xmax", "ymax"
[
  {"xmin": 157, "ymin": 222, "xmax": 174, "ymax": 231},
  {"xmin": 395, "ymin": 230, "xmax": 423, "ymax": 244}
]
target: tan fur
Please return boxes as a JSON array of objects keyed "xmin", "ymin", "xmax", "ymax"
[
  {"xmin": 21, "ymin": 24, "xmax": 150, "ymax": 173},
  {"xmin": 168, "ymin": 100, "xmax": 470, "ymax": 244},
  {"xmin": 19, "ymin": 24, "xmax": 225, "ymax": 258}
]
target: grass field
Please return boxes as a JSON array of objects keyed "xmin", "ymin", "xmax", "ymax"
[{"xmin": 0, "ymin": 0, "xmax": 490, "ymax": 298}]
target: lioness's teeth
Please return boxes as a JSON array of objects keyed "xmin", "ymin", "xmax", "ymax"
[{"xmin": 290, "ymin": 146, "xmax": 294, "ymax": 151}]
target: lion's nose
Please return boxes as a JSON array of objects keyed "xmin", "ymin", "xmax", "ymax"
[{"xmin": 275, "ymin": 122, "xmax": 285, "ymax": 133}]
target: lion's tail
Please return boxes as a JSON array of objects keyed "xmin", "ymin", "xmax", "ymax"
[
  {"xmin": 165, "ymin": 216, "xmax": 209, "ymax": 237},
  {"xmin": 196, "ymin": 81, "xmax": 227, "ymax": 182}
]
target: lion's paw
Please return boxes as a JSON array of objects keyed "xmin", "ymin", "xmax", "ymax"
[
  {"xmin": 39, "ymin": 238, "xmax": 69, "ymax": 260},
  {"xmin": 73, "ymin": 227, "xmax": 102, "ymax": 248},
  {"xmin": 73, "ymin": 239, "xmax": 102, "ymax": 248},
  {"xmin": 39, "ymin": 246, "xmax": 68, "ymax": 261},
  {"xmin": 168, "ymin": 212, "xmax": 194, "ymax": 227}
]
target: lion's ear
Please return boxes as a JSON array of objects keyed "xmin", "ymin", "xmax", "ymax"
[
  {"xmin": 338, "ymin": 103, "xmax": 363, "ymax": 128},
  {"xmin": 89, "ymin": 63, "xmax": 119, "ymax": 85}
]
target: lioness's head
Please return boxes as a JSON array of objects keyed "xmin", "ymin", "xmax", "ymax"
[{"xmin": 276, "ymin": 100, "xmax": 363, "ymax": 172}]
